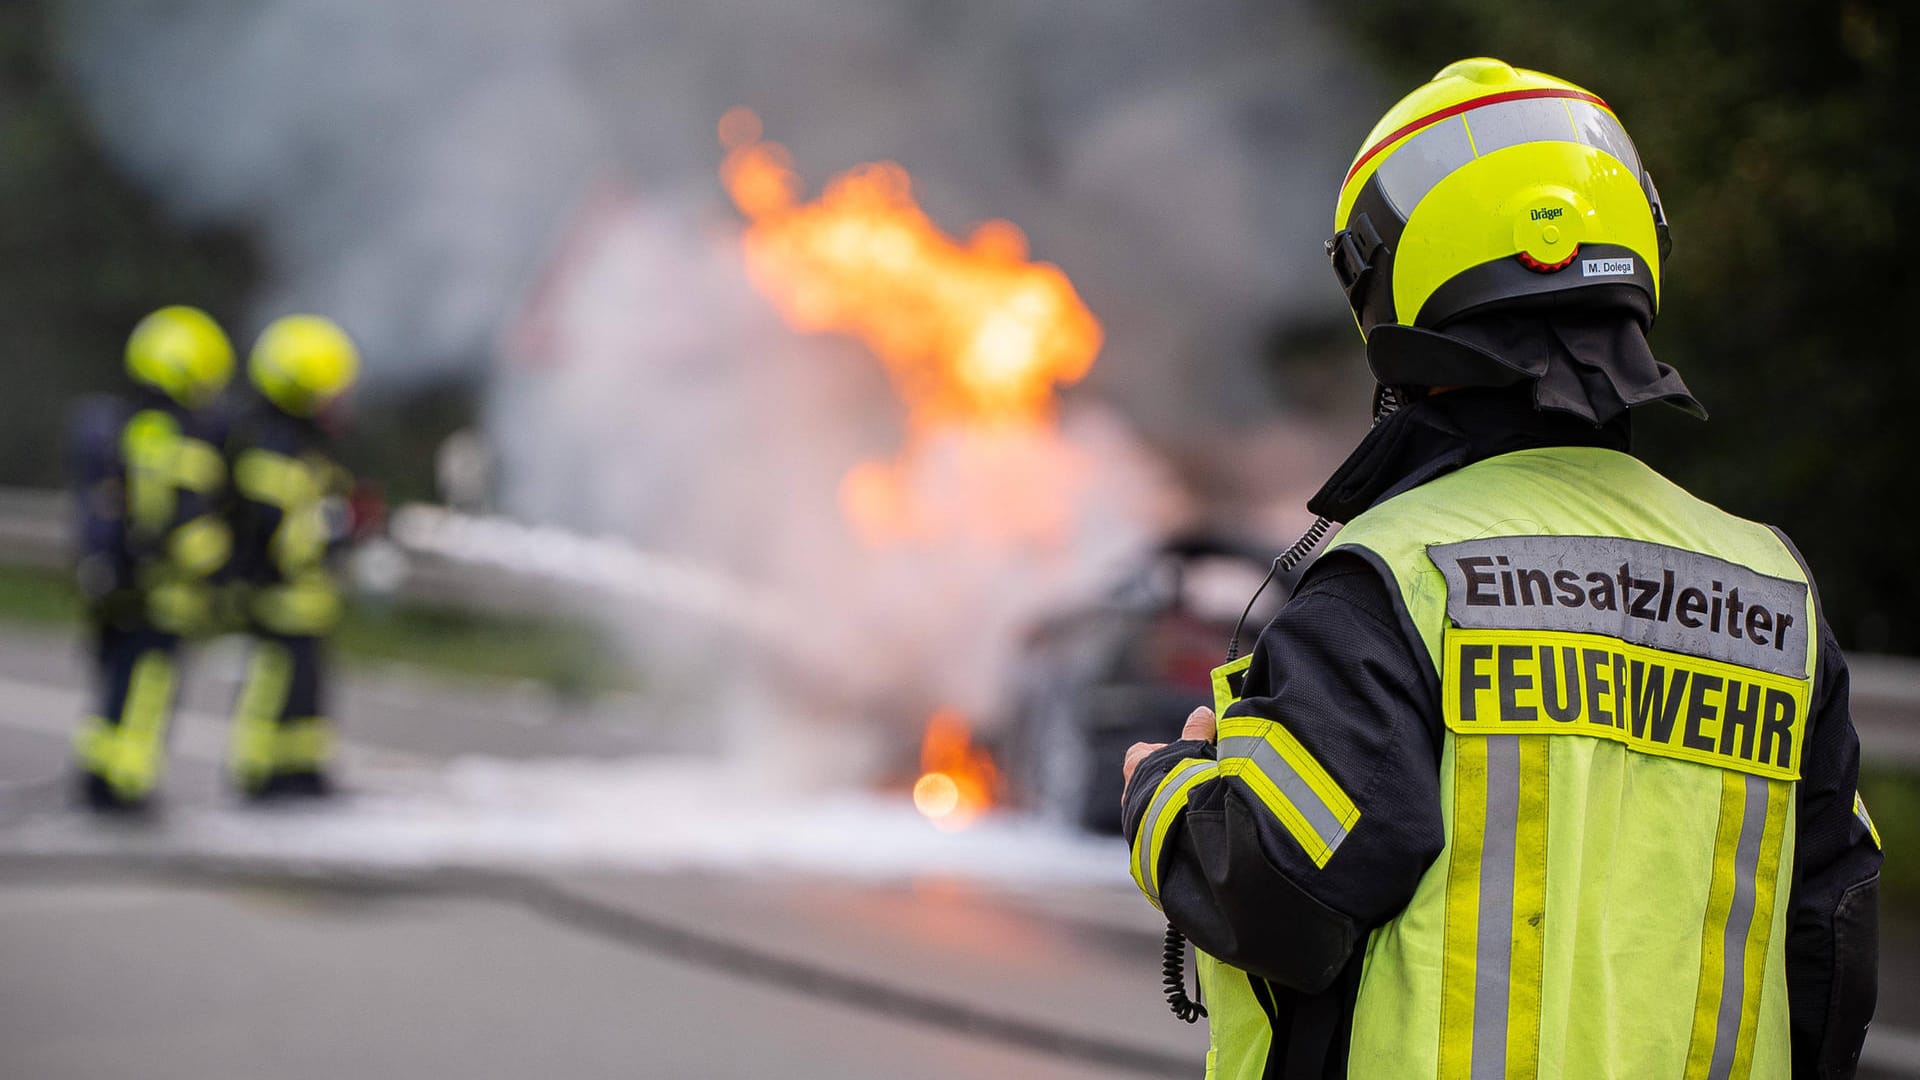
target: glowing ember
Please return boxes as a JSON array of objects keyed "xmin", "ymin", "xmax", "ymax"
[
  {"xmin": 911, "ymin": 707, "xmax": 999, "ymax": 829},
  {"xmin": 719, "ymin": 108, "xmax": 1103, "ymax": 546}
]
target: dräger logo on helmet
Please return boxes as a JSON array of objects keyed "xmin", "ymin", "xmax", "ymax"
[
  {"xmin": 1581, "ymin": 257, "xmax": 1635, "ymax": 277},
  {"xmin": 1529, "ymin": 207, "xmax": 1563, "ymax": 221}
]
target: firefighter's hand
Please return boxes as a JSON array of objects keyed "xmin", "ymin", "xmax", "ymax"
[{"xmin": 1122, "ymin": 707, "xmax": 1217, "ymax": 794}]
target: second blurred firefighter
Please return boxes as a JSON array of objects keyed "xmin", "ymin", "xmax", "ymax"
[{"xmin": 224, "ymin": 315, "xmax": 359, "ymax": 799}]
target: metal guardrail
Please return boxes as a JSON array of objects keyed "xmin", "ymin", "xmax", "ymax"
[
  {"xmin": 1847, "ymin": 654, "xmax": 1920, "ymax": 768},
  {"xmin": 0, "ymin": 485, "xmax": 570, "ymax": 622},
  {"xmin": 0, "ymin": 486, "xmax": 67, "ymax": 571},
  {"xmin": 1, "ymin": 485, "xmax": 1916, "ymax": 762}
]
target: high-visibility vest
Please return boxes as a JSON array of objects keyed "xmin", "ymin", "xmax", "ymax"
[{"xmin": 1327, "ymin": 446, "xmax": 1816, "ymax": 1078}]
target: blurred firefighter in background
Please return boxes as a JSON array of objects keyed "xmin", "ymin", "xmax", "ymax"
[
  {"xmin": 223, "ymin": 314, "xmax": 359, "ymax": 799},
  {"xmin": 70, "ymin": 306, "xmax": 235, "ymax": 812},
  {"xmin": 1122, "ymin": 59, "xmax": 1879, "ymax": 1078}
]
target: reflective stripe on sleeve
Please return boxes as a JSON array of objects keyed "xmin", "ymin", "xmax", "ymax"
[
  {"xmin": 122, "ymin": 415, "xmax": 226, "ymax": 531},
  {"xmin": 1215, "ymin": 715, "xmax": 1360, "ymax": 868},
  {"xmin": 123, "ymin": 411, "xmax": 180, "ymax": 536},
  {"xmin": 172, "ymin": 439, "xmax": 226, "ymax": 494},
  {"xmin": 168, "ymin": 514, "xmax": 231, "ymax": 578},
  {"xmin": 1685, "ymin": 772, "xmax": 1789, "ymax": 1080},
  {"xmin": 253, "ymin": 577, "xmax": 343, "ymax": 635},
  {"xmin": 1855, "ymin": 792, "xmax": 1883, "ymax": 849},
  {"xmin": 1130, "ymin": 757, "xmax": 1217, "ymax": 910},
  {"xmin": 234, "ymin": 449, "xmax": 317, "ymax": 508},
  {"xmin": 1211, "ymin": 654, "xmax": 1253, "ymax": 716}
]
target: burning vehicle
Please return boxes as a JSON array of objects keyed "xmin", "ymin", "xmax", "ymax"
[
  {"xmin": 719, "ymin": 120, "xmax": 1293, "ymax": 835},
  {"xmin": 995, "ymin": 533, "xmax": 1291, "ymax": 834},
  {"xmin": 499, "ymin": 110, "xmax": 1204, "ymax": 829}
]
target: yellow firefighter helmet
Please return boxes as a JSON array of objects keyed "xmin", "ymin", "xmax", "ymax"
[
  {"xmin": 125, "ymin": 306, "xmax": 235, "ymax": 407},
  {"xmin": 249, "ymin": 315, "xmax": 360, "ymax": 416},
  {"xmin": 1328, "ymin": 58, "xmax": 1671, "ymax": 346}
]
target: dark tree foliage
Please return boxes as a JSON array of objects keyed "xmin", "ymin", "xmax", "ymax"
[
  {"xmin": 1323, "ymin": 1, "xmax": 1919, "ymax": 651},
  {"xmin": 332, "ymin": 377, "xmax": 483, "ymax": 505},
  {"xmin": 0, "ymin": 1, "xmax": 256, "ymax": 488}
]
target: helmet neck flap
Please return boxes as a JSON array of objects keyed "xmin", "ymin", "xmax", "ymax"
[{"xmin": 1369, "ymin": 310, "xmax": 1703, "ymax": 425}]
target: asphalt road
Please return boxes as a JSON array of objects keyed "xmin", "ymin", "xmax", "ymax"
[
  {"xmin": 0, "ymin": 624, "xmax": 1206, "ymax": 1079},
  {"xmin": 1, "ymin": 876, "xmax": 1187, "ymax": 1080},
  {"xmin": 0, "ymin": 623, "xmax": 1914, "ymax": 1079}
]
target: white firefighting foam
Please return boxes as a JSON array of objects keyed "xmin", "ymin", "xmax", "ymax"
[
  {"xmin": 5, "ymin": 755, "xmax": 1129, "ymax": 887},
  {"xmin": 0, "ymin": 663, "xmax": 1126, "ymax": 885}
]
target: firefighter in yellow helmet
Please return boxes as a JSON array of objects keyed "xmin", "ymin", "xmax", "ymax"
[
  {"xmin": 70, "ymin": 306, "xmax": 235, "ymax": 811},
  {"xmin": 223, "ymin": 314, "xmax": 360, "ymax": 799},
  {"xmin": 1121, "ymin": 59, "xmax": 1879, "ymax": 1078}
]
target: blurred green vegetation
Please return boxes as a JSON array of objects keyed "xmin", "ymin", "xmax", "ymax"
[
  {"xmin": 0, "ymin": 1, "xmax": 256, "ymax": 486},
  {"xmin": 0, "ymin": 563, "xmax": 633, "ymax": 700},
  {"xmin": 1860, "ymin": 767, "xmax": 1918, "ymax": 917},
  {"xmin": 337, "ymin": 597, "xmax": 633, "ymax": 701},
  {"xmin": 0, "ymin": 2, "xmax": 478, "ymax": 507},
  {"xmin": 1324, "ymin": 2, "xmax": 1919, "ymax": 653}
]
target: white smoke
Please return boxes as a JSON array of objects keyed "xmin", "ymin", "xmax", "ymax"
[
  {"xmin": 54, "ymin": 0, "xmax": 1374, "ymax": 415},
  {"xmin": 490, "ymin": 188, "xmax": 1188, "ymax": 775}
]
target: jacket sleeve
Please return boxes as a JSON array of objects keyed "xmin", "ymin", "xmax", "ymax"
[
  {"xmin": 1787, "ymin": 616, "xmax": 1881, "ymax": 1079},
  {"xmin": 1122, "ymin": 552, "xmax": 1446, "ymax": 992},
  {"xmin": 68, "ymin": 398, "xmax": 131, "ymax": 592},
  {"xmin": 226, "ymin": 418, "xmax": 313, "ymax": 585}
]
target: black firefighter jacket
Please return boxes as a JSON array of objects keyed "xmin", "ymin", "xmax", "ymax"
[{"xmin": 1122, "ymin": 387, "xmax": 1881, "ymax": 1079}]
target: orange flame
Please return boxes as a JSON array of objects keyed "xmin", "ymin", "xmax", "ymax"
[
  {"xmin": 718, "ymin": 107, "xmax": 1102, "ymax": 546},
  {"xmin": 911, "ymin": 707, "xmax": 999, "ymax": 829}
]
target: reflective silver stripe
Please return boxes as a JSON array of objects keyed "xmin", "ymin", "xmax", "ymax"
[
  {"xmin": 1854, "ymin": 792, "xmax": 1881, "ymax": 847},
  {"xmin": 1471, "ymin": 735, "xmax": 1522, "ymax": 1080},
  {"xmin": 1215, "ymin": 734, "xmax": 1352, "ymax": 855},
  {"xmin": 1462, "ymin": 96, "xmax": 1577, "ymax": 156},
  {"xmin": 1135, "ymin": 759, "xmax": 1215, "ymax": 904},
  {"xmin": 1372, "ymin": 97, "xmax": 1648, "ymax": 219},
  {"xmin": 1377, "ymin": 115, "xmax": 1475, "ymax": 217},
  {"xmin": 1708, "ymin": 775, "xmax": 1772, "ymax": 1080}
]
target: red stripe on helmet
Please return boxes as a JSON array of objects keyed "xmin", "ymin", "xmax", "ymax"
[{"xmin": 1342, "ymin": 88, "xmax": 1610, "ymax": 189}]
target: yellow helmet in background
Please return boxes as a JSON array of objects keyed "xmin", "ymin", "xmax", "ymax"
[
  {"xmin": 125, "ymin": 306, "xmax": 235, "ymax": 407},
  {"xmin": 249, "ymin": 315, "xmax": 360, "ymax": 416},
  {"xmin": 1328, "ymin": 58, "xmax": 1671, "ymax": 352}
]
